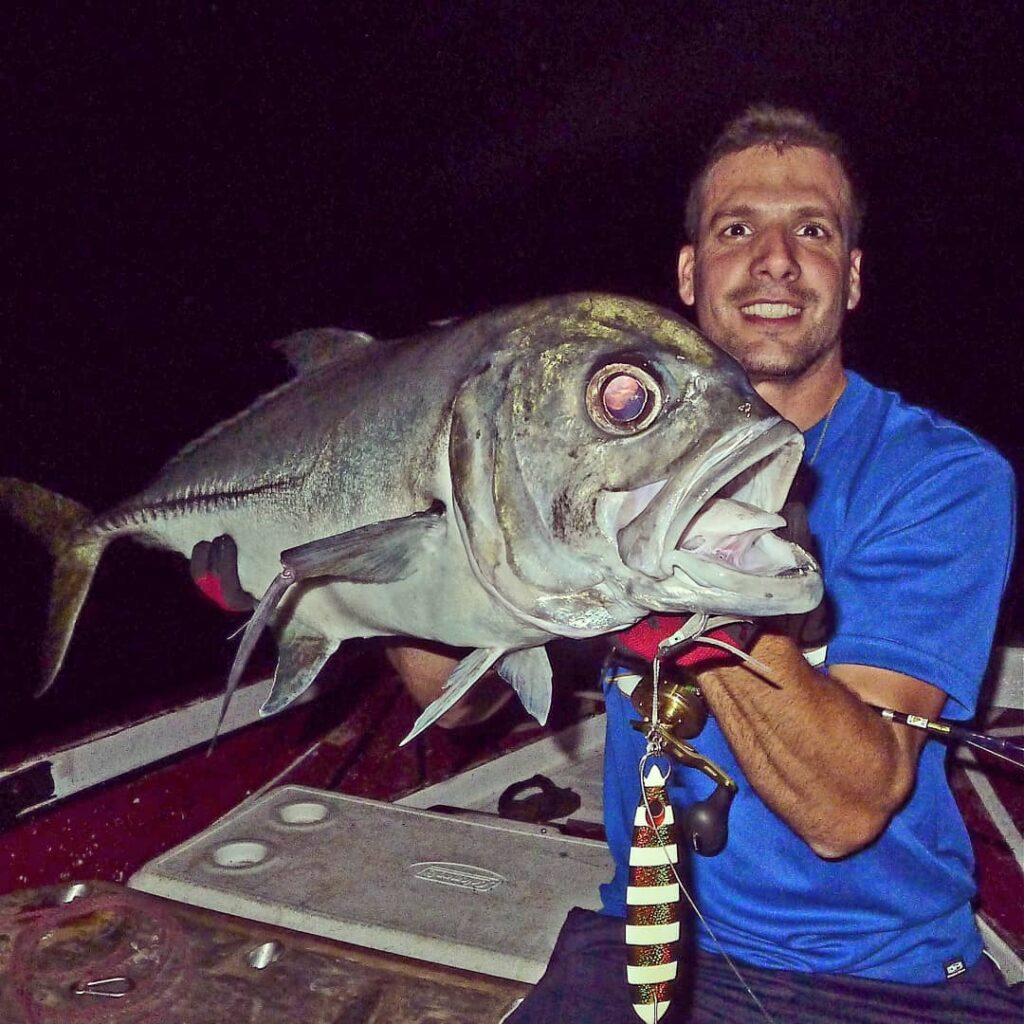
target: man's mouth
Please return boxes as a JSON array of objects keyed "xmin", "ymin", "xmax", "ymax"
[{"xmin": 740, "ymin": 302, "xmax": 802, "ymax": 320}]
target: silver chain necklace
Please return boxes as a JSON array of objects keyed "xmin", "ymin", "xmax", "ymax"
[{"xmin": 807, "ymin": 383, "xmax": 846, "ymax": 467}]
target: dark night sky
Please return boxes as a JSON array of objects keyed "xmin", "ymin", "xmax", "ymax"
[{"xmin": 3, "ymin": 4, "xmax": 1022, "ymax": 731}]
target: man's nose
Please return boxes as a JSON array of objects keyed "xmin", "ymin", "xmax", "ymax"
[{"xmin": 750, "ymin": 227, "xmax": 800, "ymax": 282}]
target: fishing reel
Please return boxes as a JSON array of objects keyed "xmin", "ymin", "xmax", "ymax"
[{"xmin": 629, "ymin": 664, "xmax": 737, "ymax": 857}]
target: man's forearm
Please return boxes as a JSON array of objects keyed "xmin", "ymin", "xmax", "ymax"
[{"xmin": 697, "ymin": 631, "xmax": 933, "ymax": 858}]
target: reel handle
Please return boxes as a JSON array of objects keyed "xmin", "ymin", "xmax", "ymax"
[{"xmin": 683, "ymin": 781, "xmax": 736, "ymax": 856}]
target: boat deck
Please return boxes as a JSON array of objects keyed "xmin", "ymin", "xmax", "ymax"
[{"xmin": 0, "ymin": 642, "xmax": 1019, "ymax": 1019}]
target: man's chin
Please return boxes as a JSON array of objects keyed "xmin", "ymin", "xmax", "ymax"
[
  {"xmin": 743, "ymin": 356, "xmax": 815, "ymax": 383},
  {"xmin": 718, "ymin": 331, "xmax": 837, "ymax": 383}
]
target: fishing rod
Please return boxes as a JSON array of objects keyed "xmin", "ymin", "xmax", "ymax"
[{"xmin": 871, "ymin": 705, "xmax": 1024, "ymax": 771}]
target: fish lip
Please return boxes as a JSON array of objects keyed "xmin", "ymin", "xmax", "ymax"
[{"xmin": 615, "ymin": 417, "xmax": 806, "ymax": 581}]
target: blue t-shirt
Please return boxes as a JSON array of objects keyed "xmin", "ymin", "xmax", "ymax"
[{"xmin": 600, "ymin": 371, "xmax": 1017, "ymax": 983}]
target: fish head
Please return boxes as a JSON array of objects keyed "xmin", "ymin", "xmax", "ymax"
[{"xmin": 448, "ymin": 293, "xmax": 823, "ymax": 636}]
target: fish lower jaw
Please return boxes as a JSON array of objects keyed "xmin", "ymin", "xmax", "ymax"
[
  {"xmin": 668, "ymin": 551, "xmax": 817, "ymax": 580},
  {"xmin": 664, "ymin": 554, "xmax": 823, "ymax": 616}
]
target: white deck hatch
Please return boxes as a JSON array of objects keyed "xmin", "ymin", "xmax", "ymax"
[{"xmin": 130, "ymin": 784, "xmax": 611, "ymax": 982}]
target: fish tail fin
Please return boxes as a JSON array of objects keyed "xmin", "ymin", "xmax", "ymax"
[{"xmin": 0, "ymin": 477, "xmax": 105, "ymax": 694}]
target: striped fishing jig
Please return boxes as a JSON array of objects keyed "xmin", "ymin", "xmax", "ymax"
[
  {"xmin": 621, "ymin": 615, "xmax": 758, "ymax": 1023},
  {"xmin": 626, "ymin": 750, "xmax": 681, "ymax": 1023}
]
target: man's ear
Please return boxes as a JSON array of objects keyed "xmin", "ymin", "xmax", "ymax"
[
  {"xmin": 846, "ymin": 248, "xmax": 863, "ymax": 311},
  {"xmin": 677, "ymin": 245, "xmax": 696, "ymax": 307}
]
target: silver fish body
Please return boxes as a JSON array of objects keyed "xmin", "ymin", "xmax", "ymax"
[{"xmin": 1, "ymin": 293, "xmax": 822, "ymax": 739}]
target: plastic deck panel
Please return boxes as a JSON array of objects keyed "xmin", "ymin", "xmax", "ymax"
[{"xmin": 129, "ymin": 785, "xmax": 612, "ymax": 983}]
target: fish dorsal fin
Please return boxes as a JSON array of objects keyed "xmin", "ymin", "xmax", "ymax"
[
  {"xmin": 273, "ymin": 327, "xmax": 377, "ymax": 375},
  {"xmin": 400, "ymin": 647, "xmax": 505, "ymax": 745},
  {"xmin": 496, "ymin": 646, "xmax": 553, "ymax": 726}
]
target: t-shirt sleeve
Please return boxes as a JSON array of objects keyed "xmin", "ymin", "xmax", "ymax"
[{"xmin": 825, "ymin": 444, "xmax": 1016, "ymax": 718}]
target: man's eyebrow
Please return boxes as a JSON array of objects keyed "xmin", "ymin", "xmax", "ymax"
[
  {"xmin": 707, "ymin": 203, "xmax": 842, "ymax": 225},
  {"xmin": 791, "ymin": 204, "xmax": 841, "ymax": 223},
  {"xmin": 708, "ymin": 205, "xmax": 757, "ymax": 223}
]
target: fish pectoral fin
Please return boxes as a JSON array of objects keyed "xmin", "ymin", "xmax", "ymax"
[
  {"xmin": 281, "ymin": 505, "xmax": 445, "ymax": 584},
  {"xmin": 212, "ymin": 506, "xmax": 445, "ymax": 746},
  {"xmin": 497, "ymin": 647, "xmax": 553, "ymax": 726},
  {"xmin": 260, "ymin": 629, "xmax": 340, "ymax": 717},
  {"xmin": 399, "ymin": 647, "xmax": 505, "ymax": 746}
]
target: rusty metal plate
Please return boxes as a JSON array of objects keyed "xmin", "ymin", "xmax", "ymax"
[{"xmin": 0, "ymin": 881, "xmax": 526, "ymax": 1024}]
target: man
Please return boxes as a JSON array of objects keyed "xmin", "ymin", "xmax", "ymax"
[
  {"xmin": 503, "ymin": 105, "xmax": 1018, "ymax": 1022},
  {"xmin": 194, "ymin": 106, "xmax": 1018, "ymax": 1021}
]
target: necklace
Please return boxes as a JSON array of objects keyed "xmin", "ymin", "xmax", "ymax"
[{"xmin": 807, "ymin": 382, "xmax": 846, "ymax": 467}]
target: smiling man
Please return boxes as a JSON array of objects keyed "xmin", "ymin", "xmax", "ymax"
[
  {"xmin": 507, "ymin": 105, "xmax": 1018, "ymax": 1023},
  {"xmin": 678, "ymin": 142, "xmax": 860, "ymax": 414}
]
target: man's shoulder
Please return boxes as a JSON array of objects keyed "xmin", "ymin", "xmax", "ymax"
[{"xmin": 843, "ymin": 372, "xmax": 1012, "ymax": 481}]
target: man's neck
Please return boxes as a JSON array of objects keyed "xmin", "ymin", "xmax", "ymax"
[{"xmin": 751, "ymin": 353, "xmax": 847, "ymax": 431}]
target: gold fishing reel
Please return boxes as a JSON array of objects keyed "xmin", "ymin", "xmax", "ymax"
[{"xmin": 629, "ymin": 667, "xmax": 738, "ymax": 856}]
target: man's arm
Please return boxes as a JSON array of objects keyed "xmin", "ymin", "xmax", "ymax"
[
  {"xmin": 698, "ymin": 632, "xmax": 945, "ymax": 859},
  {"xmin": 699, "ymin": 434, "xmax": 1016, "ymax": 860}
]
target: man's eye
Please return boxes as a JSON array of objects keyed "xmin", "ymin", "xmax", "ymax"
[
  {"xmin": 797, "ymin": 223, "xmax": 831, "ymax": 239},
  {"xmin": 722, "ymin": 223, "xmax": 751, "ymax": 238}
]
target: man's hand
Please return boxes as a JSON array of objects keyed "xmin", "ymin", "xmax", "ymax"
[
  {"xmin": 189, "ymin": 536, "xmax": 255, "ymax": 612},
  {"xmin": 612, "ymin": 613, "xmax": 758, "ymax": 673}
]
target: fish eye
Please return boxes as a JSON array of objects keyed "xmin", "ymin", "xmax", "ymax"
[{"xmin": 586, "ymin": 362, "xmax": 663, "ymax": 434}]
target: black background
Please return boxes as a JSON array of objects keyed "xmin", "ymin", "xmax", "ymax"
[{"xmin": 4, "ymin": 4, "xmax": 1021, "ymax": 738}]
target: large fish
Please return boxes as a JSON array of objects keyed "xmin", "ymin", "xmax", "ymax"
[{"xmin": 1, "ymin": 293, "xmax": 822, "ymax": 742}]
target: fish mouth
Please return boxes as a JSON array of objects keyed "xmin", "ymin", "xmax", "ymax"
[{"xmin": 603, "ymin": 417, "xmax": 819, "ymax": 611}]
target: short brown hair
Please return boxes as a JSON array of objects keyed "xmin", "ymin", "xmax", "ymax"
[{"xmin": 684, "ymin": 104, "xmax": 865, "ymax": 248}]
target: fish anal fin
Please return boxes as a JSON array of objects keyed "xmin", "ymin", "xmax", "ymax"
[
  {"xmin": 260, "ymin": 630, "xmax": 340, "ymax": 717},
  {"xmin": 400, "ymin": 647, "xmax": 504, "ymax": 745},
  {"xmin": 213, "ymin": 570, "xmax": 295, "ymax": 745},
  {"xmin": 497, "ymin": 647, "xmax": 553, "ymax": 726}
]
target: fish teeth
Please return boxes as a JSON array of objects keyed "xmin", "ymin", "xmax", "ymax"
[{"xmin": 741, "ymin": 302, "xmax": 800, "ymax": 319}]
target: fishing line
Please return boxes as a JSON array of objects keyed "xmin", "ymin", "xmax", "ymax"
[
  {"xmin": 632, "ymin": 629, "xmax": 1018, "ymax": 1023},
  {"xmin": 634, "ymin": 624, "xmax": 782, "ymax": 1022},
  {"xmin": 226, "ymin": 621, "xmax": 249, "ymax": 641},
  {"xmin": 641, "ymin": 629, "xmax": 779, "ymax": 1021},
  {"xmin": 683, "ymin": 634, "xmax": 775, "ymax": 681},
  {"xmin": 695, "ymin": 640, "xmax": 1023, "ymax": 772},
  {"xmin": 637, "ymin": 745, "xmax": 780, "ymax": 1024},
  {"xmin": 959, "ymin": 740, "xmax": 1024, "ymax": 771}
]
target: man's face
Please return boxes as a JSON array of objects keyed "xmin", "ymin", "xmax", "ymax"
[{"xmin": 677, "ymin": 145, "xmax": 862, "ymax": 383}]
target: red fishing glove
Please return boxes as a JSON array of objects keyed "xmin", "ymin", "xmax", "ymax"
[
  {"xmin": 189, "ymin": 535, "xmax": 255, "ymax": 612},
  {"xmin": 612, "ymin": 613, "xmax": 759, "ymax": 673}
]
